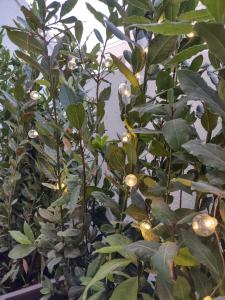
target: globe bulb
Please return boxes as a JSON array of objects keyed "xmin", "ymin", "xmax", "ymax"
[
  {"xmin": 118, "ymin": 83, "xmax": 131, "ymax": 97},
  {"xmin": 187, "ymin": 32, "xmax": 195, "ymax": 38},
  {"xmin": 140, "ymin": 220, "xmax": 151, "ymax": 231},
  {"xmin": 135, "ymin": 72, "xmax": 144, "ymax": 84},
  {"xmin": 122, "ymin": 132, "xmax": 131, "ymax": 143},
  {"xmin": 104, "ymin": 56, "xmax": 113, "ymax": 68},
  {"xmin": 30, "ymin": 91, "xmax": 40, "ymax": 101},
  {"xmin": 68, "ymin": 56, "xmax": 76, "ymax": 70},
  {"xmin": 55, "ymin": 182, "xmax": 67, "ymax": 192},
  {"xmin": 143, "ymin": 47, "xmax": 148, "ymax": 55},
  {"xmin": 125, "ymin": 174, "xmax": 138, "ymax": 187},
  {"xmin": 28, "ymin": 129, "xmax": 38, "ymax": 139},
  {"xmin": 192, "ymin": 213, "xmax": 218, "ymax": 237},
  {"xmin": 203, "ymin": 297, "xmax": 213, "ymax": 300}
]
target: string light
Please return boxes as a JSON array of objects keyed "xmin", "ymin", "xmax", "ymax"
[
  {"xmin": 121, "ymin": 132, "xmax": 132, "ymax": 143},
  {"xmin": 125, "ymin": 174, "xmax": 138, "ymax": 187},
  {"xmin": 187, "ymin": 32, "xmax": 195, "ymax": 38},
  {"xmin": 28, "ymin": 129, "xmax": 38, "ymax": 139},
  {"xmin": 118, "ymin": 83, "xmax": 131, "ymax": 97},
  {"xmin": 135, "ymin": 72, "xmax": 144, "ymax": 84},
  {"xmin": 67, "ymin": 56, "xmax": 77, "ymax": 70},
  {"xmin": 104, "ymin": 56, "xmax": 113, "ymax": 68},
  {"xmin": 30, "ymin": 91, "xmax": 41, "ymax": 101},
  {"xmin": 55, "ymin": 182, "xmax": 67, "ymax": 192},
  {"xmin": 203, "ymin": 297, "xmax": 213, "ymax": 300},
  {"xmin": 143, "ymin": 47, "xmax": 148, "ymax": 55},
  {"xmin": 192, "ymin": 213, "xmax": 218, "ymax": 237}
]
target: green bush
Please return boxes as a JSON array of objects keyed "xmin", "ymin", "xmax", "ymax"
[{"xmin": 1, "ymin": 0, "xmax": 225, "ymax": 299}]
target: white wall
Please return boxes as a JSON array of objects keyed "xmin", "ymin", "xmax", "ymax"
[{"xmin": 0, "ymin": 0, "xmax": 27, "ymax": 50}]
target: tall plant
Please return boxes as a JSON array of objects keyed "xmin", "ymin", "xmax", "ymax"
[{"xmin": 1, "ymin": 0, "xmax": 225, "ymax": 299}]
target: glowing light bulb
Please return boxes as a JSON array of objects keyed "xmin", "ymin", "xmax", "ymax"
[
  {"xmin": 122, "ymin": 132, "xmax": 132, "ymax": 143},
  {"xmin": 67, "ymin": 56, "xmax": 76, "ymax": 70},
  {"xmin": 118, "ymin": 83, "xmax": 131, "ymax": 97},
  {"xmin": 187, "ymin": 32, "xmax": 195, "ymax": 38},
  {"xmin": 135, "ymin": 72, "xmax": 144, "ymax": 84},
  {"xmin": 30, "ymin": 90, "xmax": 40, "ymax": 101},
  {"xmin": 125, "ymin": 174, "xmax": 138, "ymax": 187},
  {"xmin": 28, "ymin": 129, "xmax": 38, "ymax": 139},
  {"xmin": 140, "ymin": 220, "xmax": 151, "ymax": 231},
  {"xmin": 192, "ymin": 213, "xmax": 218, "ymax": 237},
  {"xmin": 104, "ymin": 56, "xmax": 113, "ymax": 68},
  {"xmin": 203, "ymin": 297, "xmax": 213, "ymax": 300},
  {"xmin": 55, "ymin": 182, "xmax": 67, "ymax": 192},
  {"xmin": 143, "ymin": 47, "xmax": 148, "ymax": 55}
]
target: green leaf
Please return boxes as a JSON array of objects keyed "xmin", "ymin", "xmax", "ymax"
[
  {"xmin": 183, "ymin": 140, "xmax": 225, "ymax": 173},
  {"xmin": 92, "ymin": 191, "xmax": 120, "ymax": 218},
  {"xmin": 104, "ymin": 19, "xmax": 133, "ymax": 44},
  {"xmin": 110, "ymin": 54, "xmax": 139, "ymax": 89},
  {"xmin": 61, "ymin": 16, "xmax": 77, "ymax": 23},
  {"xmin": 82, "ymin": 259, "xmax": 131, "ymax": 300},
  {"xmin": 124, "ymin": 240, "xmax": 160, "ymax": 261},
  {"xmin": 192, "ymin": 181, "xmax": 225, "ymax": 196},
  {"xmin": 9, "ymin": 231, "xmax": 32, "ymax": 245},
  {"xmin": 201, "ymin": 0, "xmax": 225, "ymax": 23},
  {"xmin": 149, "ymin": 139, "xmax": 169, "ymax": 156},
  {"xmin": 151, "ymin": 199, "xmax": 174, "ymax": 225},
  {"xmin": 109, "ymin": 277, "xmax": 138, "ymax": 300},
  {"xmin": 195, "ymin": 23, "xmax": 225, "ymax": 64},
  {"xmin": 106, "ymin": 144, "xmax": 126, "ymax": 171},
  {"xmin": 126, "ymin": 0, "xmax": 154, "ymax": 11},
  {"xmin": 67, "ymin": 103, "xmax": 85, "ymax": 130},
  {"xmin": 148, "ymin": 35, "xmax": 177, "ymax": 65},
  {"xmin": 131, "ymin": 103, "xmax": 165, "ymax": 117},
  {"xmin": 123, "ymin": 16, "xmax": 151, "ymax": 25},
  {"xmin": 95, "ymin": 245, "xmax": 124, "ymax": 254},
  {"xmin": 105, "ymin": 234, "xmax": 135, "ymax": 261},
  {"xmin": 174, "ymin": 247, "xmax": 199, "ymax": 266},
  {"xmin": 60, "ymin": 0, "xmax": 78, "ymax": 17},
  {"xmin": 142, "ymin": 293, "xmax": 154, "ymax": 300},
  {"xmin": 8, "ymin": 244, "xmax": 36, "ymax": 259},
  {"xmin": 178, "ymin": 9, "xmax": 212, "ymax": 22},
  {"xmin": 162, "ymin": 119, "xmax": 195, "ymax": 151},
  {"xmin": 131, "ymin": 47, "xmax": 145, "ymax": 73},
  {"xmin": 165, "ymin": 0, "xmax": 181, "ymax": 21},
  {"xmin": 86, "ymin": 3, "xmax": 104, "ymax": 24},
  {"xmin": 130, "ymin": 21, "xmax": 193, "ymax": 36},
  {"xmin": 152, "ymin": 242, "xmax": 178, "ymax": 282},
  {"xmin": 178, "ymin": 69, "xmax": 225, "ymax": 120},
  {"xmin": 220, "ymin": 199, "xmax": 225, "ymax": 223},
  {"xmin": 94, "ymin": 29, "xmax": 104, "ymax": 43},
  {"xmin": 4, "ymin": 27, "xmax": 44, "ymax": 54},
  {"xmin": 167, "ymin": 44, "xmax": 207, "ymax": 66},
  {"xmin": 181, "ymin": 230, "xmax": 223, "ymax": 280},
  {"xmin": 23, "ymin": 222, "xmax": 35, "ymax": 243},
  {"xmin": 15, "ymin": 50, "xmax": 48, "ymax": 78},
  {"xmin": 173, "ymin": 276, "xmax": 191, "ymax": 300},
  {"xmin": 201, "ymin": 109, "xmax": 218, "ymax": 133},
  {"xmin": 58, "ymin": 84, "xmax": 78, "ymax": 109},
  {"xmin": 126, "ymin": 204, "xmax": 149, "ymax": 222}
]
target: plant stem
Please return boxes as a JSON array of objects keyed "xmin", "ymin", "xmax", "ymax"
[
  {"xmin": 79, "ymin": 132, "xmax": 87, "ymax": 224},
  {"xmin": 119, "ymin": 187, "xmax": 129, "ymax": 233},
  {"xmin": 166, "ymin": 148, "xmax": 172, "ymax": 203}
]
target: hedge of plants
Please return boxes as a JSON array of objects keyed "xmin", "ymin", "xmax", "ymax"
[{"xmin": 1, "ymin": 0, "xmax": 225, "ymax": 299}]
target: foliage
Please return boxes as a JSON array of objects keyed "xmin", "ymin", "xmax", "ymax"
[{"xmin": 1, "ymin": 0, "xmax": 225, "ymax": 299}]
